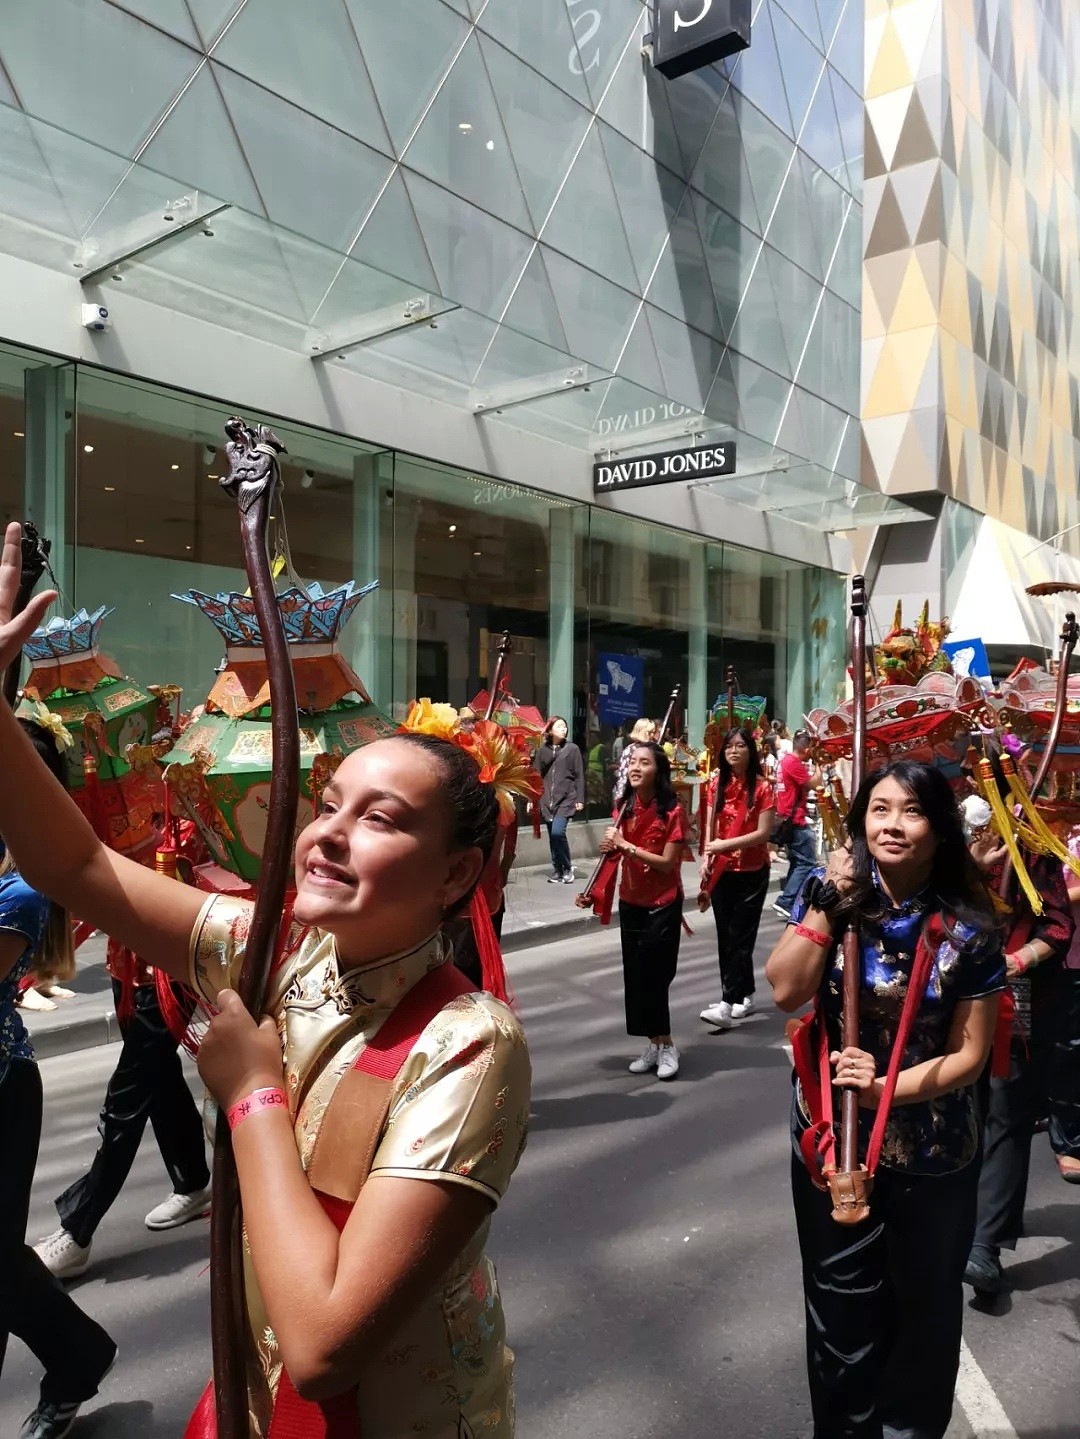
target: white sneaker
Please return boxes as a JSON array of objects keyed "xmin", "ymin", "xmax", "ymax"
[
  {"xmin": 144, "ymin": 1187, "xmax": 212, "ymax": 1231},
  {"xmin": 731, "ymin": 996, "xmax": 755, "ymax": 1019},
  {"xmin": 560, "ymin": 869, "xmax": 577, "ymax": 884},
  {"xmin": 628, "ymin": 1043, "xmax": 660, "ymax": 1074},
  {"xmin": 34, "ymin": 1227, "xmax": 92, "ymax": 1279},
  {"xmin": 656, "ymin": 1043, "xmax": 680, "ymax": 1080},
  {"xmin": 700, "ymin": 1001, "xmax": 733, "ymax": 1029}
]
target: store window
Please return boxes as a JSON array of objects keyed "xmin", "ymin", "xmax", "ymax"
[{"xmin": 0, "ymin": 345, "xmax": 29, "ymax": 528}]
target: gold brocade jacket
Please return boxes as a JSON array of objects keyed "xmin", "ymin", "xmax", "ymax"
[{"xmin": 189, "ymin": 895, "xmax": 531, "ymax": 1437}]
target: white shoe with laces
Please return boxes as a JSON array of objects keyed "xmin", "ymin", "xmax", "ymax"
[
  {"xmin": 731, "ymin": 996, "xmax": 755, "ymax": 1019},
  {"xmin": 144, "ymin": 1187, "xmax": 212, "ymax": 1231},
  {"xmin": 33, "ymin": 1228, "xmax": 92, "ymax": 1280},
  {"xmin": 700, "ymin": 1001, "xmax": 733, "ymax": 1029},
  {"xmin": 628, "ymin": 1043, "xmax": 660, "ymax": 1074},
  {"xmin": 656, "ymin": 1043, "xmax": 680, "ymax": 1080}
]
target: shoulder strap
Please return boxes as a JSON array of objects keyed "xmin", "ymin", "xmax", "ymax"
[{"xmin": 306, "ymin": 962, "xmax": 477, "ymax": 1203}]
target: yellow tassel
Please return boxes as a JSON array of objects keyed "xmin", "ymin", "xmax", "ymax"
[
  {"xmin": 1001, "ymin": 756, "xmax": 1080, "ymax": 877},
  {"xmin": 815, "ymin": 789, "xmax": 845, "ymax": 851},
  {"xmin": 830, "ymin": 776, "xmax": 849, "ymax": 819},
  {"xmin": 977, "ymin": 759, "xmax": 1043, "ymax": 916}
]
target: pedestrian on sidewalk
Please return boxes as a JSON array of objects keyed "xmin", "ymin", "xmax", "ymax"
[
  {"xmin": 613, "ymin": 717, "xmax": 658, "ymax": 806},
  {"xmin": 596, "ymin": 742, "xmax": 688, "ymax": 1081},
  {"xmin": 697, "ymin": 727, "xmax": 774, "ymax": 1030},
  {"xmin": 766, "ymin": 761, "xmax": 1004, "ymax": 1439},
  {"xmin": 0, "ymin": 716, "xmax": 116, "ymax": 1439},
  {"xmin": 535, "ymin": 716, "xmax": 584, "ymax": 884},
  {"xmin": 0, "ymin": 538, "xmax": 530, "ymax": 1439},
  {"xmin": 773, "ymin": 730, "xmax": 817, "ymax": 919},
  {"xmin": 33, "ymin": 948, "xmax": 212, "ymax": 1281}
]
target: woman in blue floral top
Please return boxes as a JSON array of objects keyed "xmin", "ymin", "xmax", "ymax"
[
  {"xmin": 1, "ymin": 719, "xmax": 117, "ymax": 1439},
  {"xmin": 766, "ymin": 761, "xmax": 1005, "ymax": 1439}
]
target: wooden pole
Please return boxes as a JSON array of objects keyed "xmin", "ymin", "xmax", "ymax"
[
  {"xmin": 2, "ymin": 523, "xmax": 50, "ymax": 708},
  {"xmin": 484, "ymin": 631, "xmax": 512, "ymax": 722}
]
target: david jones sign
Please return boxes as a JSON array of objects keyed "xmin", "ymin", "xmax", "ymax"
[
  {"xmin": 594, "ymin": 442, "xmax": 736, "ymax": 494},
  {"xmin": 650, "ymin": 0, "xmax": 752, "ymax": 80}
]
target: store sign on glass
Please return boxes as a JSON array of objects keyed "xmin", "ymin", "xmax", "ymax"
[
  {"xmin": 650, "ymin": 0, "xmax": 751, "ymax": 79},
  {"xmin": 593, "ymin": 443, "xmax": 736, "ymax": 494}
]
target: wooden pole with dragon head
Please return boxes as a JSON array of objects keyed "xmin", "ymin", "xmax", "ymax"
[{"xmin": 1, "ymin": 522, "xmax": 50, "ymax": 708}]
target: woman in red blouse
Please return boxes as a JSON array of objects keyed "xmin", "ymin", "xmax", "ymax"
[
  {"xmin": 598, "ymin": 742, "xmax": 688, "ymax": 1080},
  {"xmin": 698, "ymin": 728, "xmax": 774, "ymax": 1029}
]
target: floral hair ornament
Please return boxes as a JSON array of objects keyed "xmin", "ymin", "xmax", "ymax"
[
  {"xmin": 453, "ymin": 719, "xmax": 542, "ymax": 820},
  {"xmin": 22, "ymin": 699, "xmax": 75, "ymax": 752},
  {"xmin": 402, "ymin": 698, "xmax": 461, "ymax": 744}
]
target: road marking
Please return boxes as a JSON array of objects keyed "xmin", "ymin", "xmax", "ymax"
[{"xmin": 955, "ymin": 1337, "xmax": 1018, "ymax": 1438}]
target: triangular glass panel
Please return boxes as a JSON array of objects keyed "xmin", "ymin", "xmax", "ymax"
[
  {"xmin": 737, "ymin": 94, "xmax": 794, "ymax": 233},
  {"xmin": 403, "ymin": 33, "xmax": 531, "ymax": 234},
  {"xmin": 815, "ymin": 0, "xmax": 846, "ymax": 53},
  {"xmin": 798, "ymin": 66, "xmax": 845, "ymax": 180},
  {"xmin": 473, "ymin": 328, "xmax": 581, "ymax": 395},
  {"xmin": 186, "ymin": 0, "xmax": 244, "ymax": 48},
  {"xmin": 691, "ymin": 189, "xmax": 761, "ymax": 335},
  {"xmin": 214, "ymin": 65, "xmax": 393, "ymax": 251},
  {"xmin": 362, "ymin": 308, "xmax": 499, "ymax": 391},
  {"xmin": 795, "ymin": 387, "xmax": 848, "ymax": 467},
  {"xmin": 770, "ymin": 3, "xmax": 826, "ymax": 137},
  {"xmin": 599, "ymin": 122, "xmax": 686, "ymax": 292},
  {"xmin": 801, "ymin": 152, "xmax": 849, "ymax": 280},
  {"xmin": 764, "ymin": 152, "xmax": 823, "ymax": 280},
  {"xmin": 0, "ymin": 109, "xmax": 76, "ymax": 243},
  {"xmin": 113, "ymin": 0, "xmax": 201, "ymax": 44},
  {"xmin": 664, "ymin": 62, "xmax": 731, "ymax": 178},
  {"xmin": 774, "ymin": 0, "xmax": 824, "ymax": 51},
  {"xmin": 346, "ymin": 0, "xmax": 469, "ymax": 156},
  {"xmin": 824, "ymin": 195, "xmax": 861, "ymax": 308},
  {"xmin": 542, "ymin": 122, "xmax": 639, "ymax": 293},
  {"xmin": 598, "ymin": 24, "xmax": 685, "ymax": 177},
  {"xmin": 691, "ymin": 92, "xmax": 760, "ymax": 233},
  {"xmin": 214, "ymin": 0, "xmax": 391, "ymax": 155},
  {"xmin": 141, "ymin": 64, "xmax": 264, "ymax": 217},
  {"xmin": 477, "ymin": 0, "xmax": 592, "ymax": 107},
  {"xmin": 730, "ymin": 2, "xmax": 793, "ymax": 138},
  {"xmin": 542, "ymin": 246, "xmax": 638, "ymax": 370},
  {"xmin": 704, "ymin": 348, "xmax": 739, "ymax": 427},
  {"xmin": 500, "ymin": 247, "xmax": 571, "ymax": 353},
  {"xmin": 829, "ymin": 70, "xmax": 863, "ymax": 193},
  {"xmin": 568, "ymin": 0, "xmax": 648, "ymax": 111},
  {"xmin": 646, "ymin": 190, "xmax": 723, "ymax": 341},
  {"xmin": 0, "ymin": 0, "xmax": 199, "ymax": 157},
  {"xmin": 350, "ymin": 167, "xmax": 440, "ymax": 293},
  {"xmin": 728, "ymin": 246, "xmax": 793, "ymax": 378},
  {"xmin": 28, "ymin": 117, "xmax": 134, "ymax": 238},
  {"xmin": 727, "ymin": 348, "xmax": 792, "ymax": 444},
  {"xmin": 309, "ymin": 248, "xmax": 434, "ymax": 336},
  {"xmin": 826, "ymin": 3, "xmax": 863, "ymax": 92},
  {"xmin": 776, "ymin": 386, "xmax": 811, "ymax": 461},
  {"xmin": 646, "ymin": 303, "xmax": 725, "ymax": 411},
  {"xmin": 615, "ymin": 307, "xmax": 667, "ymax": 395},
  {"xmin": 480, "ymin": 34, "xmax": 593, "ymax": 232},
  {"xmin": 766, "ymin": 245, "xmax": 824, "ymax": 375},
  {"xmin": 404, "ymin": 169, "xmax": 534, "ymax": 321}
]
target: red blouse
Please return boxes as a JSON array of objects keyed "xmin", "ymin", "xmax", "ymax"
[
  {"xmin": 711, "ymin": 776, "xmax": 773, "ymax": 873},
  {"xmin": 619, "ymin": 798, "xmax": 689, "ymax": 908}
]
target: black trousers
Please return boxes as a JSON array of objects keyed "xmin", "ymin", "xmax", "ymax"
[
  {"xmin": 791, "ymin": 1151, "xmax": 978, "ymax": 1439},
  {"xmin": 56, "ymin": 981, "xmax": 209, "ymax": 1248},
  {"xmin": 0, "ymin": 1059, "xmax": 115, "ymax": 1403},
  {"xmin": 710, "ymin": 866, "xmax": 769, "ymax": 1003},
  {"xmin": 619, "ymin": 898, "xmax": 681, "ymax": 1037},
  {"xmin": 1049, "ymin": 964, "xmax": 1080, "ymax": 1159},
  {"xmin": 973, "ymin": 1034, "xmax": 1050, "ymax": 1251}
]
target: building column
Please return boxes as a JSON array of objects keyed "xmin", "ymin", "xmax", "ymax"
[
  {"xmin": 548, "ymin": 508, "xmax": 576, "ymax": 722},
  {"xmin": 390, "ymin": 501, "xmax": 419, "ymax": 721},
  {"xmin": 783, "ymin": 567, "xmax": 810, "ymax": 728},
  {"xmin": 350, "ymin": 451, "xmax": 394, "ymax": 708},
  {"xmin": 688, "ymin": 541, "xmax": 707, "ymax": 748},
  {"xmin": 24, "ymin": 364, "xmax": 73, "ymax": 603}
]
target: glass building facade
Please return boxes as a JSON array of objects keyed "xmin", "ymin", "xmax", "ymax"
[{"xmin": 0, "ymin": 0, "xmax": 906, "ymax": 801}]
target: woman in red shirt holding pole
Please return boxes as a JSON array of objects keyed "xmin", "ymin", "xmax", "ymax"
[
  {"xmin": 698, "ymin": 728, "xmax": 774, "ymax": 1029},
  {"xmin": 598, "ymin": 743, "xmax": 688, "ymax": 1081}
]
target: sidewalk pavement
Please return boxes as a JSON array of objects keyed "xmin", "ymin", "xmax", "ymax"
[{"xmin": 23, "ymin": 858, "xmax": 787, "ymax": 1060}]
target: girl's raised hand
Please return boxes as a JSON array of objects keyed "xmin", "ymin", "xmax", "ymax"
[{"xmin": 0, "ymin": 524, "xmax": 57, "ymax": 684}]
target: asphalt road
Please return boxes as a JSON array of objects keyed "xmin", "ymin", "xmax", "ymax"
[{"xmin": 2, "ymin": 910, "xmax": 1077, "ymax": 1437}]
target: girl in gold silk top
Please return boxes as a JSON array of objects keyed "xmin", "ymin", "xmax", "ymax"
[{"xmin": 0, "ymin": 524, "xmax": 530, "ymax": 1439}]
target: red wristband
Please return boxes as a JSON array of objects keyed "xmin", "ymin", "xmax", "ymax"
[
  {"xmin": 794, "ymin": 922, "xmax": 831, "ymax": 949},
  {"xmin": 227, "ymin": 1087, "xmax": 288, "ymax": 1131}
]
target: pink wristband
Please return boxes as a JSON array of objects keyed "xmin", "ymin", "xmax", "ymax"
[{"xmin": 227, "ymin": 1087, "xmax": 288, "ymax": 1131}]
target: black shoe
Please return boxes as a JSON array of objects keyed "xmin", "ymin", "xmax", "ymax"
[
  {"xmin": 23, "ymin": 1345, "xmax": 117, "ymax": 1438},
  {"xmin": 964, "ymin": 1244, "xmax": 1005, "ymax": 1296}
]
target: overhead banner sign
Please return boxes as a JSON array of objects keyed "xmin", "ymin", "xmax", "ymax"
[
  {"xmin": 598, "ymin": 652, "xmax": 644, "ymax": 725},
  {"xmin": 651, "ymin": 0, "xmax": 752, "ymax": 80},
  {"xmin": 593, "ymin": 442, "xmax": 736, "ymax": 495}
]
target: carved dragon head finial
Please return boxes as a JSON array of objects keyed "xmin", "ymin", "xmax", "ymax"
[
  {"xmin": 220, "ymin": 417, "xmax": 287, "ymax": 514},
  {"xmin": 20, "ymin": 521, "xmax": 51, "ymax": 588}
]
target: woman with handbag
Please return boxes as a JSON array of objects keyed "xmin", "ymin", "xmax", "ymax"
[
  {"xmin": 697, "ymin": 727, "xmax": 774, "ymax": 1029},
  {"xmin": 0, "ymin": 524, "xmax": 530, "ymax": 1439},
  {"xmin": 766, "ymin": 761, "xmax": 1004, "ymax": 1439}
]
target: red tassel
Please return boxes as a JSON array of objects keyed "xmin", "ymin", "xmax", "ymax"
[
  {"xmin": 468, "ymin": 889, "xmax": 509, "ymax": 1004},
  {"xmin": 585, "ymin": 853, "xmax": 621, "ymax": 926},
  {"xmin": 109, "ymin": 940, "xmax": 139, "ymax": 1028},
  {"xmin": 529, "ymin": 801, "xmax": 541, "ymax": 840}
]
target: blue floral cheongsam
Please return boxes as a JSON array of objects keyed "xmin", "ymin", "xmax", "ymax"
[
  {"xmin": 0, "ymin": 858, "xmax": 51, "ymax": 1066},
  {"xmin": 791, "ymin": 867, "xmax": 1006, "ymax": 1175}
]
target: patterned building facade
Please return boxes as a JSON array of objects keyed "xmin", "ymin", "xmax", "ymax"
[{"xmin": 862, "ymin": 0, "xmax": 1080, "ymax": 650}]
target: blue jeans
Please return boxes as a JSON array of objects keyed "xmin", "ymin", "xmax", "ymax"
[
  {"xmin": 546, "ymin": 816, "xmax": 572, "ymax": 876},
  {"xmin": 779, "ymin": 823, "xmax": 817, "ymax": 910}
]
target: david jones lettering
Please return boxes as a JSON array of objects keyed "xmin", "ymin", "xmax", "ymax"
[{"xmin": 596, "ymin": 447, "xmax": 729, "ymax": 488}]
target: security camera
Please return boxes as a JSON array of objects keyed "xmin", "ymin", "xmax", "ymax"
[
  {"xmin": 203, "ymin": 444, "xmax": 217, "ymax": 461},
  {"xmin": 301, "ymin": 470, "xmax": 315, "ymax": 489},
  {"xmin": 81, "ymin": 303, "xmax": 109, "ymax": 332}
]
